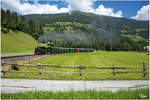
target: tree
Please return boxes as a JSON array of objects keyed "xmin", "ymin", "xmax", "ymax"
[
  {"xmin": 1, "ymin": 9, "xmax": 7, "ymax": 27},
  {"xmin": 18, "ymin": 16, "xmax": 24, "ymax": 30},
  {"xmin": 122, "ymin": 42, "xmax": 132, "ymax": 51},
  {"xmin": 11, "ymin": 12, "xmax": 18, "ymax": 30},
  {"xmin": 6, "ymin": 9, "xmax": 11, "ymax": 28}
]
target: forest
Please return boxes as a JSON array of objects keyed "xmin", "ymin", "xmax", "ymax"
[{"xmin": 1, "ymin": 9, "xmax": 43, "ymax": 39}]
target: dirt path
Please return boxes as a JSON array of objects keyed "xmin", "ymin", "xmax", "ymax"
[{"xmin": 1, "ymin": 79, "xmax": 149, "ymax": 93}]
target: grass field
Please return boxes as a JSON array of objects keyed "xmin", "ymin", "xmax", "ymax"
[
  {"xmin": 1, "ymin": 88, "xmax": 149, "ymax": 99},
  {"xmin": 2, "ymin": 51, "xmax": 149, "ymax": 80},
  {"xmin": 1, "ymin": 30, "xmax": 38, "ymax": 54}
]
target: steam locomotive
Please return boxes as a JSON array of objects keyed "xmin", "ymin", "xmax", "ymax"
[{"xmin": 34, "ymin": 46, "xmax": 94, "ymax": 55}]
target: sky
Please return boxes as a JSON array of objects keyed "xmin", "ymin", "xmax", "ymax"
[{"xmin": 1, "ymin": 0, "xmax": 149, "ymax": 20}]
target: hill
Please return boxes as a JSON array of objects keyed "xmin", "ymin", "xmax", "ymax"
[{"xmin": 1, "ymin": 30, "xmax": 38, "ymax": 54}]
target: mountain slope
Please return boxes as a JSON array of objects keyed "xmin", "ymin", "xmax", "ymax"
[
  {"xmin": 24, "ymin": 11, "xmax": 149, "ymax": 38},
  {"xmin": 24, "ymin": 11, "xmax": 149, "ymax": 29},
  {"xmin": 2, "ymin": 30, "xmax": 38, "ymax": 54}
]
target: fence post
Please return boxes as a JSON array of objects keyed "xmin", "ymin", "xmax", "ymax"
[
  {"xmin": 1, "ymin": 63, "xmax": 5, "ymax": 75},
  {"xmin": 37, "ymin": 63, "xmax": 42, "ymax": 76},
  {"xmin": 79, "ymin": 65, "xmax": 82, "ymax": 79},
  {"xmin": 113, "ymin": 64, "xmax": 115, "ymax": 75},
  {"xmin": 143, "ymin": 62, "xmax": 146, "ymax": 77}
]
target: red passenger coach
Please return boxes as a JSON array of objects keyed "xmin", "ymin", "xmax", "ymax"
[
  {"xmin": 75, "ymin": 49, "xmax": 80, "ymax": 52},
  {"xmin": 35, "ymin": 51, "xmax": 40, "ymax": 55}
]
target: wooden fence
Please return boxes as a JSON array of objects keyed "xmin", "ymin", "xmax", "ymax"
[{"xmin": 1, "ymin": 62, "xmax": 149, "ymax": 78}]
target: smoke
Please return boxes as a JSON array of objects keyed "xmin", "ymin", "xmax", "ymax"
[
  {"xmin": 38, "ymin": 16, "xmax": 119, "ymax": 46},
  {"xmin": 38, "ymin": 30, "xmax": 91, "ymax": 45},
  {"xmin": 38, "ymin": 32, "xmax": 77, "ymax": 42},
  {"xmin": 90, "ymin": 18, "xmax": 119, "ymax": 44}
]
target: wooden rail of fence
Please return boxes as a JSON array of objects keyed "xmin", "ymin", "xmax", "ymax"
[{"xmin": 1, "ymin": 62, "xmax": 149, "ymax": 77}]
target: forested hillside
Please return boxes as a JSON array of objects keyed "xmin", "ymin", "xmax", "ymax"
[{"xmin": 1, "ymin": 9, "xmax": 43, "ymax": 39}]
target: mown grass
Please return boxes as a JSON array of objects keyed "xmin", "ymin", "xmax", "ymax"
[
  {"xmin": 1, "ymin": 30, "xmax": 38, "ymax": 54},
  {"xmin": 2, "ymin": 51, "xmax": 149, "ymax": 80},
  {"xmin": 1, "ymin": 88, "xmax": 149, "ymax": 99}
]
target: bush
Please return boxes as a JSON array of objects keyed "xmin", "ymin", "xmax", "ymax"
[
  {"xmin": 2, "ymin": 27, "xmax": 9, "ymax": 33},
  {"xmin": 11, "ymin": 64, "xmax": 19, "ymax": 71}
]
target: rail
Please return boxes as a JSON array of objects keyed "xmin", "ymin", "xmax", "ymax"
[{"xmin": 1, "ymin": 53, "xmax": 34, "ymax": 59}]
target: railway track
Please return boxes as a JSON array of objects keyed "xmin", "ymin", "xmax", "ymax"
[{"xmin": 1, "ymin": 54, "xmax": 47, "ymax": 63}]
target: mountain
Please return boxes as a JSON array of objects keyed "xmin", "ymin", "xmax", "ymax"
[
  {"xmin": 23, "ymin": 11, "xmax": 149, "ymax": 51},
  {"xmin": 23, "ymin": 10, "xmax": 149, "ymax": 37},
  {"xmin": 24, "ymin": 10, "xmax": 148, "ymax": 28},
  {"xmin": 23, "ymin": 10, "xmax": 148, "ymax": 23}
]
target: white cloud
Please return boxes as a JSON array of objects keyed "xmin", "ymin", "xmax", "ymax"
[
  {"xmin": 1, "ymin": 0, "xmax": 20, "ymax": 12},
  {"xmin": 67, "ymin": 0, "xmax": 122, "ymax": 17},
  {"xmin": 131, "ymin": 5, "xmax": 149, "ymax": 20},
  {"xmin": 1, "ymin": 0, "xmax": 122, "ymax": 18},
  {"xmin": 94, "ymin": 5, "xmax": 122, "ymax": 17},
  {"xmin": 67, "ymin": 0, "xmax": 94, "ymax": 12},
  {"xmin": 1, "ymin": 0, "xmax": 69, "ymax": 15}
]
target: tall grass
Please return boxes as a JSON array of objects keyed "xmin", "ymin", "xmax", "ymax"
[{"xmin": 1, "ymin": 88, "xmax": 149, "ymax": 99}]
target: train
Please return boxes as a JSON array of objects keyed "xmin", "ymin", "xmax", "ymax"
[{"xmin": 34, "ymin": 46, "xmax": 95, "ymax": 55}]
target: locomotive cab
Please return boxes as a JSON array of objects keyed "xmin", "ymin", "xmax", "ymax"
[{"xmin": 34, "ymin": 47, "xmax": 48, "ymax": 55}]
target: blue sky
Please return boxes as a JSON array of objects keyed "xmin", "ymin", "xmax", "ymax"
[
  {"xmin": 94, "ymin": 1, "xmax": 149, "ymax": 18},
  {"xmin": 2, "ymin": 0, "xmax": 149, "ymax": 20}
]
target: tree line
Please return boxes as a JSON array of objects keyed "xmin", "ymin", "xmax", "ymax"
[
  {"xmin": 44, "ymin": 36, "xmax": 148, "ymax": 52},
  {"xmin": 1, "ymin": 9, "xmax": 43, "ymax": 39}
]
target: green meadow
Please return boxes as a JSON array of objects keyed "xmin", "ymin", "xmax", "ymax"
[
  {"xmin": 1, "ymin": 88, "xmax": 149, "ymax": 99},
  {"xmin": 1, "ymin": 30, "xmax": 38, "ymax": 54},
  {"xmin": 2, "ymin": 51, "xmax": 149, "ymax": 80}
]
